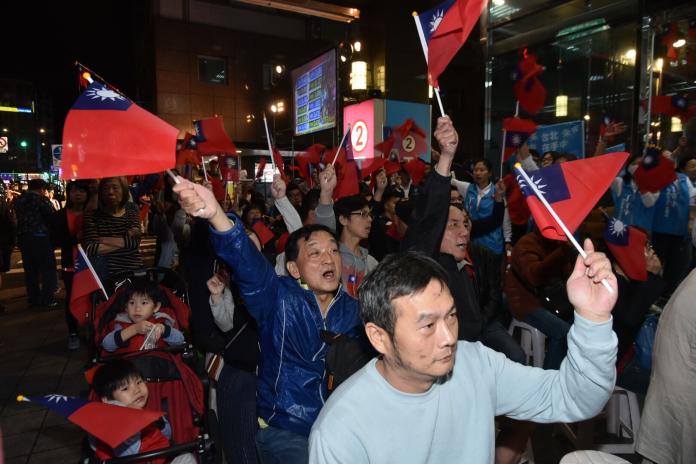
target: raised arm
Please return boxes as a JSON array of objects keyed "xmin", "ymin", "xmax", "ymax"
[
  {"xmin": 401, "ymin": 117, "xmax": 457, "ymax": 257},
  {"xmin": 271, "ymin": 174, "xmax": 303, "ymax": 233},
  {"xmin": 315, "ymin": 165, "xmax": 337, "ymax": 231},
  {"xmin": 173, "ymin": 177, "xmax": 280, "ymax": 322},
  {"xmin": 494, "ymin": 239, "xmax": 618, "ymax": 421}
]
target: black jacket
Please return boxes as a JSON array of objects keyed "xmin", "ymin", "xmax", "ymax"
[
  {"xmin": 401, "ymin": 171, "xmax": 492, "ymax": 341},
  {"xmin": 52, "ymin": 208, "xmax": 79, "ymax": 269}
]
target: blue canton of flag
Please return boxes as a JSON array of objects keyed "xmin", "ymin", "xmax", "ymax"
[
  {"xmin": 193, "ymin": 119, "xmax": 208, "ymax": 144},
  {"xmin": 72, "ymin": 82, "xmax": 132, "ymax": 111},
  {"xmin": 505, "ymin": 131, "xmax": 529, "ymax": 149},
  {"xmin": 344, "ymin": 128, "xmax": 354, "ymax": 161},
  {"xmin": 672, "ymin": 94, "xmax": 688, "ymax": 110},
  {"xmin": 416, "ymin": 0, "xmax": 457, "ymax": 42},
  {"xmin": 32, "ymin": 394, "xmax": 90, "ymax": 416},
  {"xmin": 603, "ymin": 217, "xmax": 630, "ymax": 246},
  {"xmin": 515, "ymin": 164, "xmax": 571, "ymax": 204},
  {"xmin": 74, "ymin": 251, "xmax": 88, "ymax": 273}
]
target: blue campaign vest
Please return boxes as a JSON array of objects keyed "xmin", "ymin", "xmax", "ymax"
[
  {"xmin": 612, "ymin": 179, "xmax": 656, "ymax": 233},
  {"xmin": 652, "ymin": 173, "xmax": 690, "ymax": 237},
  {"xmin": 465, "ymin": 183, "xmax": 503, "ymax": 255}
]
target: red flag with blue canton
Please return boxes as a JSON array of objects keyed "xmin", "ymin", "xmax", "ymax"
[
  {"xmin": 515, "ymin": 151, "xmax": 629, "ymax": 241},
  {"xmin": 503, "ymin": 117, "xmax": 537, "ymax": 161},
  {"xmin": 414, "ymin": 0, "xmax": 488, "ymax": 87},
  {"xmin": 512, "ymin": 52, "xmax": 546, "ymax": 115},
  {"xmin": 603, "ymin": 217, "xmax": 648, "ymax": 281},
  {"xmin": 272, "ymin": 147, "xmax": 287, "ymax": 182},
  {"xmin": 61, "ymin": 81, "xmax": 178, "ymax": 180},
  {"xmin": 70, "ymin": 246, "xmax": 106, "ymax": 325},
  {"xmin": 651, "ymin": 94, "xmax": 696, "ymax": 121},
  {"xmin": 633, "ymin": 145, "xmax": 677, "ymax": 193},
  {"xmin": 251, "ymin": 220, "xmax": 275, "ymax": 246},
  {"xmin": 17, "ymin": 394, "xmax": 163, "ymax": 448},
  {"xmin": 394, "ymin": 119, "xmax": 428, "ymax": 160},
  {"xmin": 255, "ymin": 157, "xmax": 267, "ymax": 179},
  {"xmin": 194, "ymin": 117, "xmax": 237, "ymax": 155}
]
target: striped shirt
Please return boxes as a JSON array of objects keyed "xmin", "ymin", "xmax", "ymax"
[{"xmin": 83, "ymin": 202, "xmax": 143, "ymax": 276}]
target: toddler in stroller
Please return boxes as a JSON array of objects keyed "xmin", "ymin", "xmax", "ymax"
[
  {"xmin": 85, "ymin": 271, "xmax": 222, "ymax": 463},
  {"xmin": 100, "ymin": 279, "xmax": 185, "ymax": 353},
  {"xmin": 91, "ymin": 359, "xmax": 196, "ymax": 464}
]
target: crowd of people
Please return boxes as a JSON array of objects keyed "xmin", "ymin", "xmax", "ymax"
[{"xmin": 0, "ymin": 116, "xmax": 695, "ymax": 463}]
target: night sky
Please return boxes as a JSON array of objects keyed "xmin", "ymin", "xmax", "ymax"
[{"xmin": 4, "ymin": 1, "xmax": 140, "ymax": 134}]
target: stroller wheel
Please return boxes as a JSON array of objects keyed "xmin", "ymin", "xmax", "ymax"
[{"xmin": 203, "ymin": 408, "xmax": 224, "ymax": 464}]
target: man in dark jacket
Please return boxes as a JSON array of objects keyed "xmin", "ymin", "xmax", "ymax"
[
  {"xmin": 402, "ymin": 119, "xmax": 523, "ymax": 364},
  {"xmin": 14, "ymin": 179, "xmax": 58, "ymax": 308},
  {"xmin": 173, "ymin": 178, "xmax": 362, "ymax": 464}
]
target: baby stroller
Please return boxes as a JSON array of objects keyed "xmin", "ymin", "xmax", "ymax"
[{"xmin": 83, "ymin": 267, "xmax": 222, "ymax": 464}]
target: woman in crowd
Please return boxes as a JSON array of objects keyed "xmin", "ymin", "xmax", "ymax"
[
  {"xmin": 53, "ymin": 180, "xmax": 90, "ymax": 350},
  {"xmin": 83, "ymin": 177, "xmax": 143, "ymax": 280},
  {"xmin": 452, "ymin": 159, "xmax": 509, "ymax": 255}
]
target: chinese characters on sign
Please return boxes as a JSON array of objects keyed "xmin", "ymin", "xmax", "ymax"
[{"xmin": 526, "ymin": 120, "xmax": 585, "ymax": 159}]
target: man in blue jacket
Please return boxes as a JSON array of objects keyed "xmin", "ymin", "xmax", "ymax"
[{"xmin": 174, "ymin": 180, "xmax": 362, "ymax": 464}]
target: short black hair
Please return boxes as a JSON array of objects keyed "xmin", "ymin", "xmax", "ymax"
[
  {"xmin": 473, "ymin": 159, "xmax": 492, "ymax": 172},
  {"xmin": 92, "ymin": 359, "xmax": 143, "ymax": 400},
  {"xmin": 382, "ymin": 187, "xmax": 404, "ymax": 204},
  {"xmin": 300, "ymin": 189, "xmax": 321, "ymax": 223},
  {"xmin": 359, "ymin": 251, "xmax": 450, "ymax": 339},
  {"xmin": 287, "ymin": 183, "xmax": 302, "ymax": 194},
  {"xmin": 28, "ymin": 179, "xmax": 48, "ymax": 191},
  {"xmin": 285, "ymin": 224, "xmax": 337, "ymax": 263},
  {"xmin": 99, "ymin": 279, "xmax": 166, "ymax": 333}
]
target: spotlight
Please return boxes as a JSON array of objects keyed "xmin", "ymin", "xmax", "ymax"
[
  {"xmin": 673, "ymin": 39, "xmax": 686, "ymax": 48},
  {"xmin": 353, "ymin": 41, "xmax": 362, "ymax": 52}
]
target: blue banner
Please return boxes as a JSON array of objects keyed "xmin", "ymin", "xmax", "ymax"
[{"xmin": 526, "ymin": 120, "xmax": 585, "ymax": 159}]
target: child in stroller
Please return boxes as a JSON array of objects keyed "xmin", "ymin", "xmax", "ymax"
[
  {"xmin": 85, "ymin": 269, "xmax": 222, "ymax": 463},
  {"xmin": 91, "ymin": 359, "xmax": 196, "ymax": 464},
  {"xmin": 100, "ymin": 279, "xmax": 185, "ymax": 353}
]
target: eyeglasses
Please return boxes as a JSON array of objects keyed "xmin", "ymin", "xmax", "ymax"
[{"xmin": 350, "ymin": 209, "xmax": 373, "ymax": 219}]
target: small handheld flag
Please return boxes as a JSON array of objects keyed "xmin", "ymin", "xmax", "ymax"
[
  {"xmin": 633, "ymin": 144, "xmax": 677, "ymax": 193},
  {"xmin": 603, "ymin": 217, "xmax": 648, "ymax": 281},
  {"xmin": 515, "ymin": 162, "xmax": 616, "ymax": 294},
  {"xmin": 70, "ymin": 245, "xmax": 109, "ymax": 326},
  {"xmin": 17, "ymin": 394, "xmax": 163, "ymax": 448},
  {"xmin": 502, "ymin": 117, "xmax": 537, "ymax": 161}
]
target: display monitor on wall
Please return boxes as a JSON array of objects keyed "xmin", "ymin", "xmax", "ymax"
[{"xmin": 291, "ymin": 49, "xmax": 337, "ymax": 136}]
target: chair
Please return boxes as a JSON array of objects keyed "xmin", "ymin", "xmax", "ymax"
[
  {"xmin": 596, "ymin": 387, "xmax": 641, "ymax": 454},
  {"xmin": 508, "ymin": 319, "xmax": 546, "ymax": 368}
]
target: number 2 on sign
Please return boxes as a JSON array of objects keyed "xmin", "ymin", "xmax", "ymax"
[
  {"xmin": 351, "ymin": 120, "xmax": 368, "ymax": 153},
  {"xmin": 402, "ymin": 135, "xmax": 415, "ymax": 152}
]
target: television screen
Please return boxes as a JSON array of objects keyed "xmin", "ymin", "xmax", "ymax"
[{"xmin": 291, "ymin": 49, "xmax": 337, "ymax": 136}]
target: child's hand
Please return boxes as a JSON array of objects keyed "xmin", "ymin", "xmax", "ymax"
[
  {"xmin": 134, "ymin": 320, "xmax": 155, "ymax": 335},
  {"xmin": 151, "ymin": 323, "xmax": 165, "ymax": 342},
  {"xmin": 207, "ymin": 274, "xmax": 226, "ymax": 296}
]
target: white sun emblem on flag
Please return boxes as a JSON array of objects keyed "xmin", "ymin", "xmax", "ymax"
[
  {"xmin": 45, "ymin": 394, "xmax": 69, "ymax": 403},
  {"xmin": 609, "ymin": 219, "xmax": 626, "ymax": 237},
  {"xmin": 429, "ymin": 9, "xmax": 445, "ymax": 33},
  {"xmin": 517, "ymin": 175, "xmax": 547, "ymax": 195},
  {"xmin": 85, "ymin": 86, "xmax": 125, "ymax": 102},
  {"xmin": 511, "ymin": 134, "xmax": 521, "ymax": 146}
]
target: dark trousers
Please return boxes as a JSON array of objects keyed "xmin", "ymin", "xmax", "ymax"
[
  {"xmin": 217, "ymin": 364, "xmax": 258, "ymax": 464},
  {"xmin": 62, "ymin": 271, "xmax": 79, "ymax": 334},
  {"xmin": 652, "ymin": 232, "xmax": 692, "ymax": 296},
  {"xmin": 524, "ymin": 308, "xmax": 571, "ymax": 370},
  {"xmin": 18, "ymin": 235, "xmax": 57, "ymax": 306},
  {"xmin": 480, "ymin": 320, "xmax": 527, "ymax": 365}
]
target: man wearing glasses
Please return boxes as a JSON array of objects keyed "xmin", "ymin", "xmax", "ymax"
[{"xmin": 334, "ymin": 195, "xmax": 379, "ymax": 298}]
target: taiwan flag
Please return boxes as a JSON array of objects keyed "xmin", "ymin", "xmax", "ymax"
[
  {"xmin": 194, "ymin": 117, "xmax": 238, "ymax": 155},
  {"xmin": 515, "ymin": 152, "xmax": 628, "ymax": 241},
  {"xmin": 62, "ymin": 81, "xmax": 178, "ymax": 180},
  {"xmin": 603, "ymin": 217, "xmax": 648, "ymax": 281},
  {"xmin": 70, "ymin": 245, "xmax": 107, "ymax": 325},
  {"xmin": 17, "ymin": 394, "xmax": 163, "ymax": 448},
  {"xmin": 503, "ymin": 117, "xmax": 537, "ymax": 161},
  {"xmin": 512, "ymin": 52, "xmax": 546, "ymax": 115},
  {"xmin": 633, "ymin": 145, "xmax": 677, "ymax": 193},
  {"xmin": 413, "ymin": 0, "xmax": 488, "ymax": 87},
  {"xmin": 651, "ymin": 94, "xmax": 696, "ymax": 121}
]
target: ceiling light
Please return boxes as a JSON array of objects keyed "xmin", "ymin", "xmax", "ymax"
[
  {"xmin": 673, "ymin": 39, "xmax": 686, "ymax": 48},
  {"xmin": 353, "ymin": 41, "xmax": 362, "ymax": 52}
]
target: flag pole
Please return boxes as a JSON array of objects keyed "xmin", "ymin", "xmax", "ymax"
[
  {"xmin": 499, "ymin": 129, "xmax": 507, "ymax": 177},
  {"xmin": 201, "ymin": 158, "xmax": 209, "ymax": 182},
  {"xmin": 514, "ymin": 164, "xmax": 614, "ymax": 294},
  {"xmin": 412, "ymin": 11, "xmax": 446, "ymax": 117},
  {"xmin": 331, "ymin": 124, "xmax": 351, "ymax": 166},
  {"xmin": 77, "ymin": 245, "xmax": 109, "ymax": 300},
  {"xmin": 262, "ymin": 113, "xmax": 276, "ymax": 173}
]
